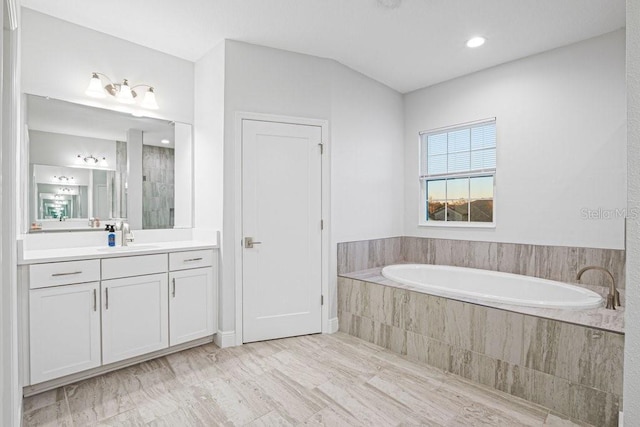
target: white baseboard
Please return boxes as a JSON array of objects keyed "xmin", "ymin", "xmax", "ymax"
[
  {"xmin": 214, "ymin": 330, "xmax": 237, "ymax": 348},
  {"xmin": 326, "ymin": 317, "xmax": 339, "ymax": 334}
]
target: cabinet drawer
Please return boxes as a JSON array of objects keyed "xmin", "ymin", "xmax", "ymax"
[
  {"xmin": 169, "ymin": 250, "xmax": 214, "ymax": 271},
  {"xmin": 101, "ymin": 254, "xmax": 167, "ymax": 280},
  {"xmin": 30, "ymin": 260, "xmax": 100, "ymax": 289}
]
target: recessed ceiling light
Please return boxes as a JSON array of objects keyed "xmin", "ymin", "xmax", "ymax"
[
  {"xmin": 161, "ymin": 139, "xmax": 170, "ymax": 144},
  {"xmin": 466, "ymin": 36, "xmax": 486, "ymax": 48}
]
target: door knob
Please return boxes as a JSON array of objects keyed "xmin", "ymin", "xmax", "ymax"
[{"xmin": 244, "ymin": 237, "xmax": 262, "ymax": 248}]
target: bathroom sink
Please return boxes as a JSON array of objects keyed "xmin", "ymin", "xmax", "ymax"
[{"xmin": 96, "ymin": 244, "xmax": 160, "ymax": 252}]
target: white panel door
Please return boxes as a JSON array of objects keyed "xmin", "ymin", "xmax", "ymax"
[
  {"xmin": 242, "ymin": 119, "xmax": 323, "ymax": 343},
  {"xmin": 102, "ymin": 273, "xmax": 169, "ymax": 364},
  {"xmin": 29, "ymin": 282, "xmax": 101, "ymax": 384},
  {"xmin": 169, "ymin": 267, "xmax": 216, "ymax": 346}
]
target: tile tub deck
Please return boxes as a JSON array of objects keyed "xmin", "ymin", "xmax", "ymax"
[{"xmin": 338, "ymin": 268, "xmax": 624, "ymax": 426}]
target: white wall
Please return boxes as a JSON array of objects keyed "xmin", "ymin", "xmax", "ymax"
[
  {"xmin": 624, "ymin": 0, "xmax": 640, "ymax": 422},
  {"xmin": 194, "ymin": 42, "xmax": 225, "ymax": 332},
  {"xmin": 213, "ymin": 40, "xmax": 404, "ymax": 334},
  {"xmin": 29, "ymin": 130, "xmax": 116, "ymax": 170},
  {"xmin": 174, "ymin": 122, "xmax": 193, "ymax": 228},
  {"xmin": 404, "ymin": 30, "xmax": 626, "ymax": 250},
  {"xmin": 20, "ymin": 8, "xmax": 194, "ymax": 124},
  {"xmin": 33, "ymin": 164, "xmax": 90, "ymax": 185},
  {"xmin": 330, "ymin": 63, "xmax": 405, "ymax": 244},
  {"xmin": 1, "ymin": 2, "xmax": 20, "ymax": 425},
  {"xmin": 194, "ymin": 42, "xmax": 225, "ymax": 232},
  {"xmin": 126, "ymin": 129, "xmax": 143, "ymax": 229}
]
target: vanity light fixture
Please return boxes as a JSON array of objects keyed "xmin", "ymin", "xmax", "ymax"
[
  {"xmin": 466, "ymin": 36, "xmax": 486, "ymax": 48},
  {"xmin": 85, "ymin": 72, "xmax": 159, "ymax": 109},
  {"xmin": 161, "ymin": 139, "xmax": 170, "ymax": 144},
  {"xmin": 78, "ymin": 154, "xmax": 105, "ymax": 165}
]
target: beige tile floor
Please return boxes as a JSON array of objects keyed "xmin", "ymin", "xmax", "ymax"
[{"xmin": 22, "ymin": 332, "xmax": 586, "ymax": 426}]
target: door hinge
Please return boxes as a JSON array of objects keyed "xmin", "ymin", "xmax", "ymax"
[
  {"xmin": 321, "ymin": 219, "xmax": 324, "ymax": 230},
  {"xmin": 318, "ymin": 143, "xmax": 324, "ymax": 154},
  {"xmin": 321, "ymin": 295, "xmax": 324, "ymax": 305}
]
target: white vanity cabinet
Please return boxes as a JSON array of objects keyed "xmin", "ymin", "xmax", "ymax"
[
  {"xmin": 24, "ymin": 246, "xmax": 218, "ymax": 389},
  {"xmin": 101, "ymin": 254, "xmax": 169, "ymax": 364},
  {"xmin": 29, "ymin": 281, "xmax": 102, "ymax": 384},
  {"xmin": 28, "ymin": 260, "xmax": 102, "ymax": 384},
  {"xmin": 169, "ymin": 250, "xmax": 217, "ymax": 346},
  {"xmin": 102, "ymin": 273, "xmax": 169, "ymax": 364}
]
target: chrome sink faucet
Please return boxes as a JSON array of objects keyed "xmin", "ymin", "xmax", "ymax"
[
  {"xmin": 117, "ymin": 220, "xmax": 135, "ymax": 247},
  {"xmin": 576, "ymin": 266, "xmax": 620, "ymax": 310}
]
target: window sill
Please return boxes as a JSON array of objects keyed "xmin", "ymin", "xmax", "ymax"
[{"xmin": 418, "ymin": 221, "xmax": 496, "ymax": 229}]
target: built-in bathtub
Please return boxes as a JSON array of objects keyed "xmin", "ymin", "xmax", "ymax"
[
  {"xmin": 338, "ymin": 248, "xmax": 624, "ymax": 427},
  {"xmin": 381, "ymin": 264, "xmax": 603, "ymax": 310}
]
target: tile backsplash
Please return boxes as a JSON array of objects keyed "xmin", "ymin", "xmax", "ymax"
[{"xmin": 337, "ymin": 236, "xmax": 625, "ymax": 289}]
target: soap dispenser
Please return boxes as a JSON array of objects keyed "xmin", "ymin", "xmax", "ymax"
[{"xmin": 107, "ymin": 225, "xmax": 116, "ymax": 247}]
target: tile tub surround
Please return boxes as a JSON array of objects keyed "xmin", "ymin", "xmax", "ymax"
[
  {"xmin": 337, "ymin": 276, "xmax": 624, "ymax": 427},
  {"xmin": 337, "ymin": 237, "xmax": 626, "ymax": 289},
  {"xmin": 343, "ymin": 267, "xmax": 625, "ymax": 333}
]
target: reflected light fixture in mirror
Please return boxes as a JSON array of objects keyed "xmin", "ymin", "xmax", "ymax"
[
  {"xmin": 77, "ymin": 154, "xmax": 106, "ymax": 166},
  {"xmin": 85, "ymin": 72, "xmax": 159, "ymax": 109}
]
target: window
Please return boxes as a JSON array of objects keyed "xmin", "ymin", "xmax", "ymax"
[{"xmin": 419, "ymin": 119, "xmax": 496, "ymax": 225}]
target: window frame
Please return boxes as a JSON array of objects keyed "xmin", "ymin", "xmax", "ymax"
[{"xmin": 418, "ymin": 118, "xmax": 497, "ymax": 228}]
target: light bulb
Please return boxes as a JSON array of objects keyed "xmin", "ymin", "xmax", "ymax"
[
  {"xmin": 117, "ymin": 79, "xmax": 135, "ymax": 104},
  {"xmin": 85, "ymin": 73, "xmax": 106, "ymax": 98},
  {"xmin": 83, "ymin": 155, "xmax": 99, "ymax": 165},
  {"xmin": 466, "ymin": 36, "xmax": 486, "ymax": 48},
  {"xmin": 140, "ymin": 87, "xmax": 159, "ymax": 110}
]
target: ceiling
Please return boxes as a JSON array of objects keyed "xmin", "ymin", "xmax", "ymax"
[
  {"xmin": 27, "ymin": 95, "xmax": 175, "ymax": 148},
  {"xmin": 20, "ymin": 0, "xmax": 625, "ymax": 93}
]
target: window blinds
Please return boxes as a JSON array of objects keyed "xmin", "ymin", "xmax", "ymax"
[{"xmin": 420, "ymin": 119, "xmax": 496, "ymax": 178}]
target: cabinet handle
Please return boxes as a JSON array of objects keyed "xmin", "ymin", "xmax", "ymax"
[
  {"xmin": 183, "ymin": 257, "xmax": 203, "ymax": 262},
  {"xmin": 51, "ymin": 271, "xmax": 82, "ymax": 277},
  {"xmin": 93, "ymin": 289, "xmax": 97, "ymax": 312},
  {"xmin": 172, "ymin": 278, "xmax": 176, "ymax": 298},
  {"xmin": 105, "ymin": 288, "xmax": 109, "ymax": 310}
]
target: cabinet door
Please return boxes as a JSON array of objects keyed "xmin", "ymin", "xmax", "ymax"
[
  {"xmin": 102, "ymin": 273, "xmax": 168, "ymax": 364},
  {"xmin": 30, "ymin": 282, "xmax": 101, "ymax": 384},
  {"xmin": 169, "ymin": 267, "xmax": 215, "ymax": 346}
]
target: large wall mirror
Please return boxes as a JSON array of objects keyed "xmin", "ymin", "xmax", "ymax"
[{"xmin": 25, "ymin": 94, "xmax": 193, "ymax": 232}]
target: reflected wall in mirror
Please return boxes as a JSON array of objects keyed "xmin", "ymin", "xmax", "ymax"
[{"xmin": 25, "ymin": 94, "xmax": 193, "ymax": 233}]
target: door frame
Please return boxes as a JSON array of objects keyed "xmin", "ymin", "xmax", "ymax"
[{"xmin": 234, "ymin": 112, "xmax": 330, "ymax": 346}]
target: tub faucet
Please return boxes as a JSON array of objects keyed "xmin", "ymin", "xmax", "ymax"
[{"xmin": 576, "ymin": 266, "xmax": 620, "ymax": 310}]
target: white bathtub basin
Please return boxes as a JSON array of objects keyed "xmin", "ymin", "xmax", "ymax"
[{"xmin": 381, "ymin": 264, "xmax": 603, "ymax": 310}]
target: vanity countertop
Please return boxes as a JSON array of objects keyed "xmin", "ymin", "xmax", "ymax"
[{"xmin": 19, "ymin": 240, "xmax": 218, "ymax": 265}]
